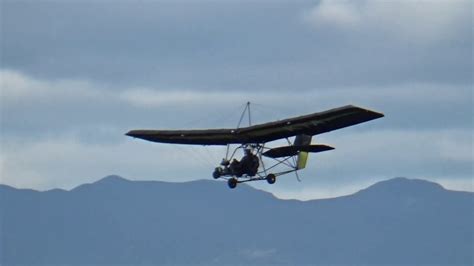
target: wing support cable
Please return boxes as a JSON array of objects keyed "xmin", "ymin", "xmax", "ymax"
[
  {"xmin": 225, "ymin": 102, "xmax": 252, "ymax": 161},
  {"xmin": 285, "ymin": 137, "xmax": 301, "ymax": 182}
]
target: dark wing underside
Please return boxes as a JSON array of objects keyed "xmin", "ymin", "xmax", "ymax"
[
  {"xmin": 126, "ymin": 105, "xmax": 384, "ymax": 145},
  {"xmin": 262, "ymin": 144, "xmax": 335, "ymax": 158}
]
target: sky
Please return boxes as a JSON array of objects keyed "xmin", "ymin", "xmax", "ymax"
[{"xmin": 1, "ymin": 0, "xmax": 472, "ymax": 200}]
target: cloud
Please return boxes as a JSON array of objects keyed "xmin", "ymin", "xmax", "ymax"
[
  {"xmin": 2, "ymin": 130, "xmax": 472, "ymax": 199},
  {"xmin": 303, "ymin": 1, "xmax": 362, "ymax": 28},
  {"xmin": 3, "ymin": 127, "xmax": 471, "ymax": 198},
  {"xmin": 1, "ymin": 135, "xmax": 226, "ymax": 190},
  {"xmin": 0, "ymin": 1, "xmax": 471, "ymax": 201},
  {"xmin": 119, "ymin": 88, "xmax": 247, "ymax": 108},
  {"xmin": 2, "ymin": 83, "xmax": 472, "ymax": 198},
  {"xmin": 2, "ymin": 1, "xmax": 471, "ymax": 90},
  {"xmin": 0, "ymin": 69, "xmax": 103, "ymax": 103},
  {"xmin": 318, "ymin": 129, "xmax": 473, "ymax": 175},
  {"xmin": 253, "ymin": 128, "xmax": 473, "ymax": 200},
  {"xmin": 1, "ymin": 69, "xmax": 472, "ymax": 199},
  {"xmin": 2, "ymin": 70, "xmax": 471, "ymax": 137},
  {"xmin": 304, "ymin": 0, "xmax": 471, "ymax": 42},
  {"xmin": 3, "ymin": 69, "xmax": 469, "ymax": 108}
]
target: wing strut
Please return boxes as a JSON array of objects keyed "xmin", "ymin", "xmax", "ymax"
[
  {"xmin": 236, "ymin": 101, "xmax": 252, "ymax": 128},
  {"xmin": 226, "ymin": 102, "xmax": 253, "ymax": 160}
]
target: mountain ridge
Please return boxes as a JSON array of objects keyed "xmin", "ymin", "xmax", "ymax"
[
  {"xmin": 0, "ymin": 175, "xmax": 466, "ymax": 199},
  {"xmin": 1, "ymin": 175, "xmax": 472, "ymax": 265}
]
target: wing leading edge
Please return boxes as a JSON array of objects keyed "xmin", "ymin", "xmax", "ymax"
[{"xmin": 125, "ymin": 105, "xmax": 384, "ymax": 145}]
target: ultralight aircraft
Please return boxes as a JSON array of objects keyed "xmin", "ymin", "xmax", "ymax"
[{"xmin": 126, "ymin": 104, "xmax": 384, "ymax": 189}]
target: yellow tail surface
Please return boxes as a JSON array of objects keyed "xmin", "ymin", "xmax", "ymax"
[
  {"xmin": 294, "ymin": 134, "xmax": 312, "ymax": 170},
  {"xmin": 297, "ymin": 151, "xmax": 309, "ymax": 170}
]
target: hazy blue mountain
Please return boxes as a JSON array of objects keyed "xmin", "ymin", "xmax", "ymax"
[{"xmin": 1, "ymin": 176, "xmax": 473, "ymax": 265}]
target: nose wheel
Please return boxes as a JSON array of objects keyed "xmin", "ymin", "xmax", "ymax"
[{"xmin": 213, "ymin": 167, "xmax": 222, "ymax": 179}]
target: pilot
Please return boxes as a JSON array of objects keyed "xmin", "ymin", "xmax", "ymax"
[{"xmin": 230, "ymin": 148, "xmax": 259, "ymax": 177}]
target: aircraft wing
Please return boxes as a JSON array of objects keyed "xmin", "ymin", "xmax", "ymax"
[{"xmin": 126, "ymin": 105, "xmax": 384, "ymax": 145}]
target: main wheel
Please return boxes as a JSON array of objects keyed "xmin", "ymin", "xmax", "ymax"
[
  {"xmin": 266, "ymin": 174, "xmax": 276, "ymax": 184},
  {"xmin": 228, "ymin": 178, "xmax": 238, "ymax": 189}
]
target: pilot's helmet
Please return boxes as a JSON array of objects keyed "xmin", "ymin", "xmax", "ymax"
[{"xmin": 244, "ymin": 148, "xmax": 252, "ymax": 155}]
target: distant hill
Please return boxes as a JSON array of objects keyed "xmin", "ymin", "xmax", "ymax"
[{"xmin": 1, "ymin": 176, "xmax": 472, "ymax": 265}]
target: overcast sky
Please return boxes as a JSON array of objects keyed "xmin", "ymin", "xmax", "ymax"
[{"xmin": 1, "ymin": 0, "xmax": 472, "ymax": 199}]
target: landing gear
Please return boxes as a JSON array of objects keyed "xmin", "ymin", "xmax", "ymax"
[
  {"xmin": 266, "ymin": 174, "xmax": 276, "ymax": 184},
  {"xmin": 212, "ymin": 167, "xmax": 222, "ymax": 179},
  {"xmin": 228, "ymin": 178, "xmax": 238, "ymax": 189}
]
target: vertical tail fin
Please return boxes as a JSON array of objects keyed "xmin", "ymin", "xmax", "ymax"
[{"xmin": 294, "ymin": 134, "xmax": 312, "ymax": 170}]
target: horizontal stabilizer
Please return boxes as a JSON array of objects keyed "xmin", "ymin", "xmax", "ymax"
[{"xmin": 263, "ymin": 144, "xmax": 334, "ymax": 158}]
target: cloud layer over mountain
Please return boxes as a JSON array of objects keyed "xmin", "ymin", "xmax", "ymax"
[{"xmin": 1, "ymin": 1, "xmax": 472, "ymax": 197}]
